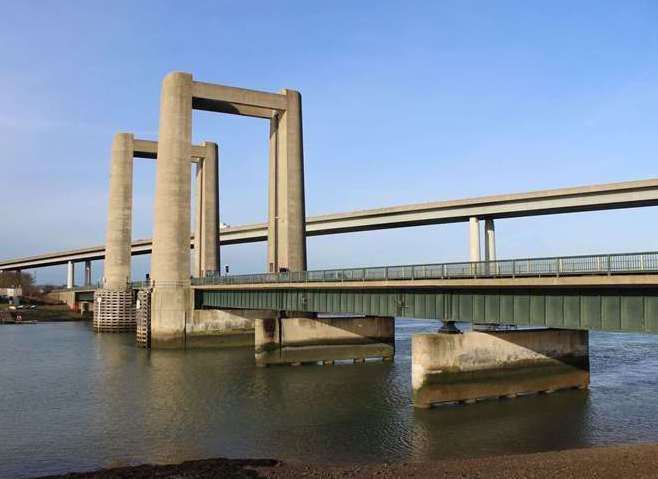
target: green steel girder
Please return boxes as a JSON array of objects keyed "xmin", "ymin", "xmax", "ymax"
[
  {"xmin": 76, "ymin": 291, "xmax": 95, "ymax": 302},
  {"xmin": 195, "ymin": 287, "xmax": 658, "ymax": 334}
]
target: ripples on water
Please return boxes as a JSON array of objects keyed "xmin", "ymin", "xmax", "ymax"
[{"xmin": 1, "ymin": 320, "xmax": 658, "ymax": 478}]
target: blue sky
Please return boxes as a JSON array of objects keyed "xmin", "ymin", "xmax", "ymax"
[{"xmin": 1, "ymin": 0, "xmax": 657, "ymax": 284}]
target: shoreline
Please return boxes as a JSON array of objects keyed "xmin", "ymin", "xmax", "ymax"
[{"xmin": 36, "ymin": 442, "xmax": 658, "ymax": 478}]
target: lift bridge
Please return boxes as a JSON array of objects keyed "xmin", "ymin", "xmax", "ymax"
[{"xmin": 190, "ymin": 251, "xmax": 658, "ymax": 334}]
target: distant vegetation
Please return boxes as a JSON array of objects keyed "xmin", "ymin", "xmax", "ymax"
[{"xmin": 0, "ymin": 272, "xmax": 63, "ymax": 300}]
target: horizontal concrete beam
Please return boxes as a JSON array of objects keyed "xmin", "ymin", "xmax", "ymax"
[
  {"xmin": 3, "ymin": 178, "xmax": 658, "ymax": 270},
  {"xmin": 191, "ymin": 81, "xmax": 286, "ymax": 118},
  {"xmin": 132, "ymin": 139, "xmax": 206, "ymax": 161}
]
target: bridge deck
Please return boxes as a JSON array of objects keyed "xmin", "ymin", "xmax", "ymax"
[
  {"xmin": 3, "ymin": 178, "xmax": 658, "ymax": 270},
  {"xmin": 193, "ymin": 252, "xmax": 658, "ymax": 335},
  {"xmin": 193, "ymin": 251, "xmax": 658, "ymax": 288}
]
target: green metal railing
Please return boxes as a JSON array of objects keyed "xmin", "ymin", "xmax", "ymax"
[{"xmin": 192, "ymin": 251, "xmax": 658, "ymax": 286}]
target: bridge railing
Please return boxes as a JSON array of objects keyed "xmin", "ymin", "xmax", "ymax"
[{"xmin": 192, "ymin": 251, "xmax": 658, "ymax": 286}]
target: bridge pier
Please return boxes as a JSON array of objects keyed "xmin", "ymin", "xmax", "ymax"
[
  {"xmin": 147, "ymin": 72, "xmax": 307, "ymax": 347},
  {"xmin": 150, "ymin": 72, "xmax": 193, "ymax": 348},
  {"xmin": 411, "ymin": 329, "xmax": 589, "ymax": 408},
  {"xmin": 469, "ymin": 217, "xmax": 480, "ymax": 261},
  {"xmin": 84, "ymin": 260, "xmax": 92, "ymax": 286},
  {"xmin": 254, "ymin": 315, "xmax": 395, "ymax": 366},
  {"xmin": 66, "ymin": 260, "xmax": 75, "ymax": 289},
  {"xmin": 193, "ymin": 142, "xmax": 220, "ymax": 278},
  {"xmin": 267, "ymin": 89, "xmax": 307, "ymax": 273},
  {"xmin": 95, "ymin": 133, "xmax": 136, "ymax": 332},
  {"xmin": 484, "ymin": 219, "xmax": 496, "ymax": 261}
]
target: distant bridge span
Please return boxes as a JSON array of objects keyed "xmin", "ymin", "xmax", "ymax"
[{"xmin": 2, "ymin": 178, "xmax": 658, "ymax": 271}]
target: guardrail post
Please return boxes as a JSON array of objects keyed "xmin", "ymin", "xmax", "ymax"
[
  {"xmin": 385, "ymin": 267, "xmax": 389, "ymax": 281},
  {"xmin": 607, "ymin": 255, "xmax": 611, "ymax": 276}
]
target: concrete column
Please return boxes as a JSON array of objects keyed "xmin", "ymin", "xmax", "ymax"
[
  {"xmin": 193, "ymin": 144, "xmax": 219, "ymax": 278},
  {"xmin": 66, "ymin": 261, "xmax": 75, "ymax": 288},
  {"xmin": 193, "ymin": 161, "xmax": 203, "ymax": 278},
  {"xmin": 484, "ymin": 219, "xmax": 496, "ymax": 262},
  {"xmin": 469, "ymin": 217, "xmax": 480, "ymax": 262},
  {"xmin": 150, "ymin": 71, "xmax": 193, "ymax": 348},
  {"xmin": 267, "ymin": 115, "xmax": 278, "ymax": 273},
  {"xmin": 103, "ymin": 133, "xmax": 134, "ymax": 289},
  {"xmin": 200, "ymin": 142, "xmax": 219, "ymax": 276},
  {"xmin": 84, "ymin": 260, "xmax": 92, "ymax": 286},
  {"xmin": 267, "ymin": 90, "xmax": 307, "ymax": 272}
]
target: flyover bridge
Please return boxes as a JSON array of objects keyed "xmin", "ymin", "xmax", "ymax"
[
  {"xmin": 2, "ymin": 177, "xmax": 658, "ymax": 271},
  {"xmin": 192, "ymin": 251, "xmax": 658, "ymax": 335}
]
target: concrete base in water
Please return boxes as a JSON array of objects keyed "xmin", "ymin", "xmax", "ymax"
[
  {"xmin": 412, "ymin": 329, "xmax": 589, "ymax": 408},
  {"xmin": 255, "ymin": 315, "xmax": 395, "ymax": 366},
  {"xmin": 185, "ymin": 309, "xmax": 263, "ymax": 348}
]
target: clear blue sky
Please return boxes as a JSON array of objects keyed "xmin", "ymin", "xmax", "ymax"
[{"xmin": 1, "ymin": 0, "xmax": 657, "ymax": 284}]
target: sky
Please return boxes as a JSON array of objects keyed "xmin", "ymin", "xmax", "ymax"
[{"xmin": 1, "ymin": 0, "xmax": 657, "ymax": 284}]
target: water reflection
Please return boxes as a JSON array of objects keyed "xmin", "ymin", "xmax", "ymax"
[{"xmin": 1, "ymin": 321, "xmax": 658, "ymax": 478}]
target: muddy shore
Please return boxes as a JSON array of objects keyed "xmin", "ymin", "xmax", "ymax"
[{"xmin": 37, "ymin": 443, "xmax": 658, "ymax": 478}]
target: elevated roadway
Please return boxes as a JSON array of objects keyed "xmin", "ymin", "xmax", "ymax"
[{"xmin": 3, "ymin": 178, "xmax": 658, "ymax": 271}]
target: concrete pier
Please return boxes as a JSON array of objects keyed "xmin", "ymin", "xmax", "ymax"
[
  {"xmin": 103, "ymin": 133, "xmax": 134, "ymax": 290},
  {"xmin": 267, "ymin": 90, "xmax": 307, "ymax": 273},
  {"xmin": 255, "ymin": 315, "xmax": 395, "ymax": 366},
  {"xmin": 194, "ymin": 142, "xmax": 220, "ymax": 277},
  {"xmin": 484, "ymin": 219, "xmax": 496, "ymax": 262},
  {"xmin": 150, "ymin": 72, "xmax": 193, "ymax": 348},
  {"xmin": 144, "ymin": 72, "xmax": 308, "ymax": 348},
  {"xmin": 411, "ymin": 329, "xmax": 589, "ymax": 408},
  {"xmin": 469, "ymin": 217, "xmax": 480, "ymax": 262},
  {"xmin": 84, "ymin": 260, "xmax": 92, "ymax": 286},
  {"xmin": 186, "ymin": 308, "xmax": 262, "ymax": 348},
  {"xmin": 66, "ymin": 260, "xmax": 75, "ymax": 289}
]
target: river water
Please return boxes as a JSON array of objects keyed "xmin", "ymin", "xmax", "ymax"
[{"xmin": 1, "ymin": 319, "xmax": 658, "ymax": 478}]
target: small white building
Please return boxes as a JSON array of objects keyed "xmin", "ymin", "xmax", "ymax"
[{"xmin": 0, "ymin": 287, "xmax": 22, "ymax": 305}]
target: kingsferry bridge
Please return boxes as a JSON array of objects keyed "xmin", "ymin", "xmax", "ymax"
[{"xmin": 192, "ymin": 251, "xmax": 658, "ymax": 335}]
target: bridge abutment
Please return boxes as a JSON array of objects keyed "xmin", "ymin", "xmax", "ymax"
[
  {"xmin": 411, "ymin": 329, "xmax": 589, "ymax": 408},
  {"xmin": 255, "ymin": 315, "xmax": 395, "ymax": 366}
]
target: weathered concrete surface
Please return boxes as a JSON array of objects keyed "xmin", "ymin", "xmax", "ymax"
[
  {"xmin": 412, "ymin": 329, "xmax": 589, "ymax": 408},
  {"xmin": 469, "ymin": 217, "xmax": 480, "ymax": 262},
  {"xmin": 255, "ymin": 316, "xmax": 395, "ymax": 366},
  {"xmin": 104, "ymin": 133, "xmax": 134, "ymax": 289},
  {"xmin": 47, "ymin": 290, "xmax": 77, "ymax": 310},
  {"xmin": 150, "ymin": 72, "xmax": 193, "ymax": 348},
  {"xmin": 186, "ymin": 309, "xmax": 264, "ymax": 348},
  {"xmin": 193, "ymin": 142, "xmax": 220, "ymax": 277},
  {"xmin": 267, "ymin": 89, "xmax": 307, "ymax": 273}
]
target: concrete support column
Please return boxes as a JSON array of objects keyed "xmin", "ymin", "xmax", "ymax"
[
  {"xmin": 150, "ymin": 71, "xmax": 193, "ymax": 348},
  {"xmin": 194, "ymin": 142, "xmax": 220, "ymax": 277},
  {"xmin": 66, "ymin": 261, "xmax": 75, "ymax": 289},
  {"xmin": 267, "ymin": 90, "xmax": 307, "ymax": 273},
  {"xmin": 469, "ymin": 217, "xmax": 480, "ymax": 262},
  {"xmin": 103, "ymin": 133, "xmax": 134, "ymax": 289},
  {"xmin": 484, "ymin": 219, "xmax": 496, "ymax": 262},
  {"xmin": 84, "ymin": 260, "xmax": 92, "ymax": 286},
  {"xmin": 193, "ymin": 162, "xmax": 203, "ymax": 278}
]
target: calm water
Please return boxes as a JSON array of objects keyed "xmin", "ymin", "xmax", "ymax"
[{"xmin": 2, "ymin": 320, "xmax": 658, "ymax": 478}]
